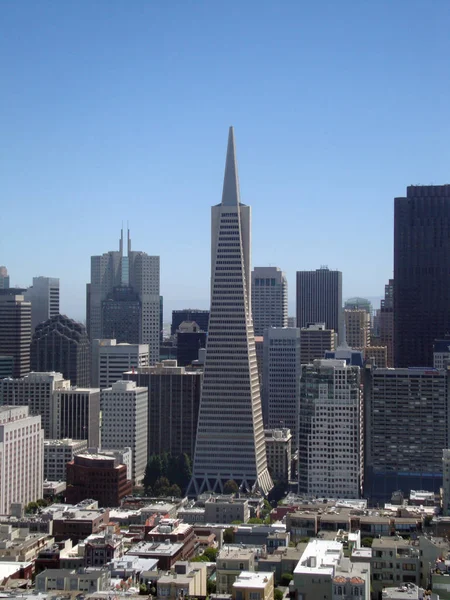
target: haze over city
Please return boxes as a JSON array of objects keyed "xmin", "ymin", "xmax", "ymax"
[{"xmin": 3, "ymin": 1, "xmax": 450, "ymax": 320}]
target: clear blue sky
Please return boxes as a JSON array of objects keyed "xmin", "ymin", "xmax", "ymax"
[{"xmin": 2, "ymin": 0, "xmax": 450, "ymax": 321}]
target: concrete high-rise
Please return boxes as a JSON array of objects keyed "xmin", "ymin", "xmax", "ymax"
[
  {"xmin": 0, "ymin": 267, "xmax": 10, "ymax": 290},
  {"xmin": 171, "ymin": 310, "xmax": 209, "ymax": 336},
  {"xmin": 51, "ymin": 387, "xmax": 100, "ymax": 447},
  {"xmin": 344, "ymin": 309, "xmax": 370, "ymax": 348},
  {"xmin": 299, "ymin": 359, "xmax": 363, "ymax": 498},
  {"xmin": 24, "ymin": 277, "xmax": 60, "ymax": 331},
  {"xmin": 299, "ymin": 322, "xmax": 336, "ymax": 365},
  {"xmin": 394, "ymin": 185, "xmax": 450, "ymax": 367},
  {"xmin": 101, "ymin": 380, "xmax": 148, "ymax": 484},
  {"xmin": 251, "ymin": 267, "xmax": 288, "ymax": 336},
  {"xmin": 190, "ymin": 127, "xmax": 272, "ymax": 495},
  {"xmin": 379, "ymin": 279, "xmax": 394, "ymax": 367},
  {"xmin": 31, "ymin": 315, "xmax": 90, "ymax": 387},
  {"xmin": 124, "ymin": 359, "xmax": 202, "ymax": 459},
  {"xmin": 263, "ymin": 327, "xmax": 301, "ymax": 445},
  {"xmin": 91, "ymin": 339, "xmax": 149, "ymax": 389},
  {"xmin": 87, "ymin": 228, "xmax": 160, "ymax": 363},
  {"xmin": 0, "ymin": 371, "xmax": 70, "ymax": 438},
  {"xmin": 296, "ymin": 268, "xmax": 343, "ymax": 342},
  {"xmin": 0, "ymin": 406, "xmax": 43, "ymax": 514},
  {"xmin": 0, "ymin": 294, "xmax": 31, "ymax": 378},
  {"xmin": 364, "ymin": 364, "xmax": 450, "ymax": 501}
]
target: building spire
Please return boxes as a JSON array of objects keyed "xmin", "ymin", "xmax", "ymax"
[{"xmin": 221, "ymin": 126, "xmax": 241, "ymax": 206}]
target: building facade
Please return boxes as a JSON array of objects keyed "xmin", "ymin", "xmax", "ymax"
[
  {"xmin": 394, "ymin": 185, "xmax": 450, "ymax": 367},
  {"xmin": 51, "ymin": 388, "xmax": 100, "ymax": 447},
  {"xmin": 189, "ymin": 127, "xmax": 272, "ymax": 495},
  {"xmin": 0, "ymin": 406, "xmax": 44, "ymax": 514},
  {"xmin": 100, "ymin": 380, "xmax": 148, "ymax": 484},
  {"xmin": 364, "ymin": 364, "xmax": 450, "ymax": 501},
  {"xmin": 87, "ymin": 228, "xmax": 160, "ymax": 364},
  {"xmin": 251, "ymin": 267, "xmax": 288, "ymax": 336},
  {"xmin": 0, "ymin": 371, "xmax": 70, "ymax": 438},
  {"xmin": 44, "ymin": 439, "xmax": 88, "ymax": 481},
  {"xmin": 24, "ymin": 277, "xmax": 60, "ymax": 332},
  {"xmin": 263, "ymin": 327, "xmax": 300, "ymax": 445},
  {"xmin": 0, "ymin": 294, "xmax": 31, "ymax": 378},
  {"xmin": 91, "ymin": 339, "xmax": 149, "ymax": 389},
  {"xmin": 434, "ymin": 336, "xmax": 450, "ymax": 369},
  {"xmin": 296, "ymin": 268, "xmax": 343, "ymax": 342},
  {"xmin": 344, "ymin": 309, "xmax": 370, "ymax": 349},
  {"xmin": 299, "ymin": 322, "xmax": 336, "ymax": 365},
  {"xmin": 378, "ymin": 279, "xmax": 394, "ymax": 367},
  {"xmin": 31, "ymin": 315, "xmax": 90, "ymax": 387},
  {"xmin": 124, "ymin": 360, "xmax": 202, "ymax": 459},
  {"xmin": 265, "ymin": 429, "xmax": 292, "ymax": 481},
  {"xmin": 176, "ymin": 321, "xmax": 207, "ymax": 366},
  {"xmin": 171, "ymin": 309, "xmax": 209, "ymax": 336},
  {"xmin": 0, "ymin": 267, "xmax": 10, "ymax": 290},
  {"xmin": 299, "ymin": 359, "xmax": 363, "ymax": 498}
]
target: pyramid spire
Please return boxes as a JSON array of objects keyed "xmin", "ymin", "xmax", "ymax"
[{"xmin": 221, "ymin": 126, "xmax": 241, "ymax": 206}]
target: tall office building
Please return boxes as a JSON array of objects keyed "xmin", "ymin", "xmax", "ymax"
[
  {"xmin": 0, "ymin": 267, "xmax": 10, "ymax": 290},
  {"xmin": 296, "ymin": 268, "xmax": 343, "ymax": 341},
  {"xmin": 344, "ymin": 309, "xmax": 371, "ymax": 349},
  {"xmin": 176, "ymin": 321, "xmax": 207, "ymax": 367},
  {"xmin": 434, "ymin": 336, "xmax": 450, "ymax": 369},
  {"xmin": 124, "ymin": 360, "xmax": 202, "ymax": 459},
  {"xmin": 31, "ymin": 315, "xmax": 90, "ymax": 387},
  {"xmin": 379, "ymin": 279, "xmax": 394, "ymax": 367},
  {"xmin": 0, "ymin": 294, "xmax": 31, "ymax": 378},
  {"xmin": 171, "ymin": 309, "xmax": 210, "ymax": 336},
  {"xmin": 190, "ymin": 127, "xmax": 272, "ymax": 495},
  {"xmin": 24, "ymin": 277, "xmax": 60, "ymax": 331},
  {"xmin": 344, "ymin": 297, "xmax": 372, "ymax": 314},
  {"xmin": 364, "ymin": 364, "xmax": 450, "ymax": 501},
  {"xmin": 101, "ymin": 380, "xmax": 148, "ymax": 484},
  {"xmin": 394, "ymin": 185, "xmax": 450, "ymax": 367},
  {"xmin": 263, "ymin": 327, "xmax": 301, "ymax": 445},
  {"xmin": 0, "ymin": 406, "xmax": 43, "ymax": 515},
  {"xmin": 87, "ymin": 229, "xmax": 160, "ymax": 363},
  {"xmin": 300, "ymin": 322, "xmax": 336, "ymax": 365},
  {"xmin": 91, "ymin": 339, "xmax": 149, "ymax": 389},
  {"xmin": 299, "ymin": 359, "xmax": 363, "ymax": 498},
  {"xmin": 251, "ymin": 267, "xmax": 288, "ymax": 336},
  {"xmin": 0, "ymin": 371, "xmax": 70, "ymax": 438},
  {"xmin": 51, "ymin": 387, "xmax": 100, "ymax": 447}
]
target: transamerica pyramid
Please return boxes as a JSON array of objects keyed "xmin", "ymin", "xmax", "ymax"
[{"xmin": 189, "ymin": 127, "xmax": 273, "ymax": 495}]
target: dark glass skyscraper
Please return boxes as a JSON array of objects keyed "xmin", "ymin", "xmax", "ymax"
[{"xmin": 394, "ymin": 185, "xmax": 450, "ymax": 367}]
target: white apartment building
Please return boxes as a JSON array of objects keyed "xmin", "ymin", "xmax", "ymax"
[
  {"xmin": 251, "ymin": 267, "xmax": 288, "ymax": 336},
  {"xmin": 24, "ymin": 276, "xmax": 60, "ymax": 331},
  {"xmin": 92, "ymin": 339, "xmax": 149, "ymax": 389},
  {"xmin": 100, "ymin": 380, "xmax": 148, "ymax": 485},
  {"xmin": 299, "ymin": 359, "xmax": 363, "ymax": 498},
  {"xmin": 0, "ymin": 406, "xmax": 44, "ymax": 514},
  {"xmin": 265, "ymin": 428, "xmax": 292, "ymax": 482},
  {"xmin": 51, "ymin": 388, "xmax": 100, "ymax": 447},
  {"xmin": 0, "ymin": 372, "xmax": 70, "ymax": 438},
  {"xmin": 44, "ymin": 438, "xmax": 88, "ymax": 481},
  {"xmin": 263, "ymin": 327, "xmax": 301, "ymax": 446}
]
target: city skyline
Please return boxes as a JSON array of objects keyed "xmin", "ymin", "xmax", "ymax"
[{"xmin": 4, "ymin": 2, "xmax": 450, "ymax": 322}]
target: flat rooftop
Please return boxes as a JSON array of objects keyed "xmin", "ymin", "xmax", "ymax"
[
  {"xmin": 127, "ymin": 541, "xmax": 183, "ymax": 556},
  {"xmin": 233, "ymin": 571, "xmax": 273, "ymax": 589},
  {"xmin": 294, "ymin": 539, "xmax": 342, "ymax": 576}
]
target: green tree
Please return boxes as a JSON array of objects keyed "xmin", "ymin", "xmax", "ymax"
[
  {"xmin": 139, "ymin": 584, "xmax": 148, "ymax": 595},
  {"xmin": 25, "ymin": 501, "xmax": 39, "ymax": 514},
  {"xmin": 143, "ymin": 455, "xmax": 163, "ymax": 492},
  {"xmin": 248, "ymin": 517, "xmax": 263, "ymax": 524},
  {"xmin": 167, "ymin": 484, "xmax": 182, "ymax": 498},
  {"xmin": 207, "ymin": 580, "xmax": 217, "ymax": 595},
  {"xmin": 203, "ymin": 547, "xmax": 218, "ymax": 562},
  {"xmin": 268, "ymin": 480, "xmax": 288, "ymax": 505},
  {"xmin": 361, "ymin": 537, "xmax": 373, "ymax": 548},
  {"xmin": 281, "ymin": 573, "xmax": 293, "ymax": 586},
  {"xmin": 274, "ymin": 590, "xmax": 284, "ymax": 600},
  {"xmin": 223, "ymin": 528, "xmax": 235, "ymax": 543},
  {"xmin": 36, "ymin": 498, "xmax": 47, "ymax": 507},
  {"xmin": 223, "ymin": 479, "xmax": 239, "ymax": 494},
  {"xmin": 153, "ymin": 476, "xmax": 171, "ymax": 496}
]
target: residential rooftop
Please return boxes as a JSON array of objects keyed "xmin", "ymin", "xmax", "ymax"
[
  {"xmin": 233, "ymin": 571, "xmax": 274, "ymax": 589},
  {"xmin": 294, "ymin": 539, "xmax": 342, "ymax": 577}
]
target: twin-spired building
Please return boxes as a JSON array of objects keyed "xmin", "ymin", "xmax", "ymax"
[{"xmin": 189, "ymin": 128, "xmax": 273, "ymax": 495}]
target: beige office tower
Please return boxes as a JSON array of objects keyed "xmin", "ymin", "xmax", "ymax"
[
  {"xmin": 189, "ymin": 127, "xmax": 273, "ymax": 495},
  {"xmin": 344, "ymin": 309, "xmax": 371, "ymax": 348}
]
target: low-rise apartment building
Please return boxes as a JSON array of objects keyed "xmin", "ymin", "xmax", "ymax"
[
  {"xmin": 157, "ymin": 561, "xmax": 207, "ymax": 600},
  {"xmin": 204, "ymin": 496, "xmax": 250, "ymax": 524},
  {"xmin": 216, "ymin": 546, "xmax": 256, "ymax": 594},
  {"xmin": 35, "ymin": 568, "xmax": 110, "ymax": 592},
  {"xmin": 232, "ymin": 571, "xmax": 274, "ymax": 600}
]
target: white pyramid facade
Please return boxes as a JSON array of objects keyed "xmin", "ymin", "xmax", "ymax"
[{"xmin": 190, "ymin": 128, "xmax": 273, "ymax": 495}]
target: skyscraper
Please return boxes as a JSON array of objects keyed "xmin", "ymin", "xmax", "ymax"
[
  {"xmin": 190, "ymin": 127, "xmax": 273, "ymax": 495},
  {"xmin": 299, "ymin": 359, "xmax": 363, "ymax": 498},
  {"xmin": 87, "ymin": 229, "xmax": 160, "ymax": 363},
  {"xmin": 31, "ymin": 314, "xmax": 90, "ymax": 387},
  {"xmin": 296, "ymin": 268, "xmax": 343, "ymax": 341},
  {"xmin": 0, "ymin": 294, "xmax": 31, "ymax": 378},
  {"xmin": 379, "ymin": 279, "xmax": 394, "ymax": 367},
  {"xmin": 171, "ymin": 309, "xmax": 210, "ymax": 336},
  {"xmin": 24, "ymin": 276, "xmax": 60, "ymax": 331},
  {"xmin": 394, "ymin": 185, "xmax": 450, "ymax": 367},
  {"xmin": 263, "ymin": 327, "xmax": 301, "ymax": 445},
  {"xmin": 299, "ymin": 322, "xmax": 336, "ymax": 364},
  {"xmin": 0, "ymin": 267, "xmax": 10, "ymax": 290},
  {"xmin": 251, "ymin": 267, "xmax": 288, "ymax": 336},
  {"xmin": 344, "ymin": 309, "xmax": 371, "ymax": 348}
]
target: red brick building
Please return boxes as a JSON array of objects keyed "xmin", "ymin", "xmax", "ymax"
[{"xmin": 66, "ymin": 453, "xmax": 132, "ymax": 507}]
